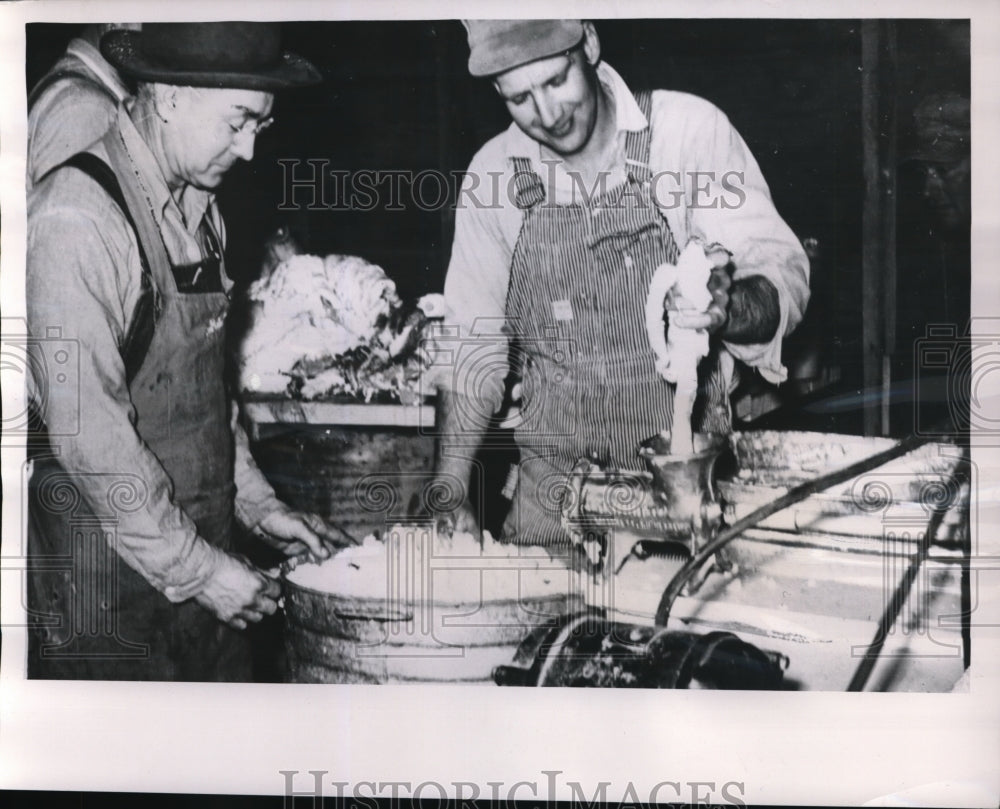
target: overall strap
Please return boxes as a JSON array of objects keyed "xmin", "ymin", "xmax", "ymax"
[
  {"xmin": 623, "ymin": 89, "xmax": 654, "ymax": 183},
  {"xmin": 510, "ymin": 156, "xmax": 547, "ymax": 210},
  {"xmin": 50, "ymin": 152, "xmax": 159, "ymax": 385}
]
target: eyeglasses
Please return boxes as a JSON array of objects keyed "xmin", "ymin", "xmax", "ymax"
[{"xmin": 228, "ymin": 116, "xmax": 274, "ymax": 138}]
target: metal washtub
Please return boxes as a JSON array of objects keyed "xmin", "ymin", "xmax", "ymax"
[{"xmin": 281, "ymin": 529, "xmax": 585, "ymax": 683}]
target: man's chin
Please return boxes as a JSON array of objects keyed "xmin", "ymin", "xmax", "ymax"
[
  {"xmin": 540, "ymin": 133, "xmax": 587, "ymax": 157},
  {"xmin": 191, "ymin": 172, "xmax": 227, "ymax": 191}
]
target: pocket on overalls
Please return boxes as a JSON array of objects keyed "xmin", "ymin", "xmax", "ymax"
[
  {"xmin": 585, "ymin": 220, "xmax": 661, "ymax": 252},
  {"xmin": 518, "ymin": 347, "xmax": 577, "ymax": 441}
]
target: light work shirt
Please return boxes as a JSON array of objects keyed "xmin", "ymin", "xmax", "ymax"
[
  {"xmin": 27, "ymin": 36, "xmax": 131, "ymax": 187},
  {"xmin": 440, "ymin": 62, "xmax": 810, "ymax": 415}
]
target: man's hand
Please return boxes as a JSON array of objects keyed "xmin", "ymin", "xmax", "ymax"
[
  {"xmin": 432, "ymin": 500, "xmax": 481, "ymax": 541},
  {"xmin": 254, "ymin": 508, "xmax": 354, "ymax": 562},
  {"xmin": 667, "ymin": 244, "xmax": 780, "ymax": 344},
  {"xmin": 668, "ymin": 244, "xmax": 732, "ymax": 333},
  {"xmin": 195, "ymin": 553, "xmax": 280, "ymax": 630},
  {"xmin": 408, "ymin": 474, "xmax": 481, "ymax": 542}
]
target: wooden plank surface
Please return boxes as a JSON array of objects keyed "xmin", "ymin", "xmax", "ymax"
[{"xmin": 243, "ymin": 396, "xmax": 436, "ymax": 429}]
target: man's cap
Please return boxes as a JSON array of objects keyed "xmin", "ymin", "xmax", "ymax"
[
  {"xmin": 101, "ymin": 22, "xmax": 322, "ymax": 91},
  {"xmin": 900, "ymin": 92, "xmax": 970, "ymax": 164},
  {"xmin": 463, "ymin": 19, "xmax": 584, "ymax": 77}
]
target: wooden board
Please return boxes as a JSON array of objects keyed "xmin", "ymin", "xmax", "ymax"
[{"xmin": 243, "ymin": 395, "xmax": 436, "ymax": 433}]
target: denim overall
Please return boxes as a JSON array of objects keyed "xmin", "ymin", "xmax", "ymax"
[{"xmin": 501, "ymin": 91, "xmax": 731, "ymax": 547}]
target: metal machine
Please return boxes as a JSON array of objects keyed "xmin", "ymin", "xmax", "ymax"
[
  {"xmin": 494, "ymin": 429, "xmax": 969, "ymax": 690},
  {"xmin": 495, "ymin": 428, "xmax": 784, "ymax": 689},
  {"xmin": 560, "ymin": 430, "xmax": 728, "ymax": 581}
]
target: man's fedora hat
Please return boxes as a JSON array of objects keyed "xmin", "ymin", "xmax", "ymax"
[{"xmin": 101, "ymin": 22, "xmax": 321, "ymax": 91}]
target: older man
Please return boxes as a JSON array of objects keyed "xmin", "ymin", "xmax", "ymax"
[
  {"xmin": 431, "ymin": 20, "xmax": 810, "ymax": 548},
  {"xmin": 26, "ymin": 23, "xmax": 334, "ymax": 681}
]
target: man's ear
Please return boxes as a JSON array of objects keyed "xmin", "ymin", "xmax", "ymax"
[
  {"xmin": 153, "ymin": 84, "xmax": 179, "ymax": 118},
  {"xmin": 581, "ymin": 21, "xmax": 601, "ymax": 66}
]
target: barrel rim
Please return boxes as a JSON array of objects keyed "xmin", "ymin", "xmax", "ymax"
[{"xmin": 282, "ymin": 573, "xmax": 585, "ymax": 611}]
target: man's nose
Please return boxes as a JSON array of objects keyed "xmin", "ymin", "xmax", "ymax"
[
  {"xmin": 231, "ymin": 130, "xmax": 256, "ymax": 162},
  {"xmin": 534, "ymin": 92, "xmax": 559, "ymax": 129}
]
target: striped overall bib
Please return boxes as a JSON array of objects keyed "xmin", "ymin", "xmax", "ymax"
[{"xmin": 501, "ymin": 91, "xmax": 732, "ymax": 548}]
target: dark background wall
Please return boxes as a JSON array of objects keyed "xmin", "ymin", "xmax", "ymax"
[
  {"xmin": 26, "ymin": 19, "xmax": 866, "ymax": 292},
  {"xmin": 26, "ymin": 19, "xmax": 970, "ymax": 431}
]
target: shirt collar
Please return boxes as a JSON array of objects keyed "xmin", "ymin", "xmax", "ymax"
[
  {"xmin": 116, "ymin": 103, "xmax": 214, "ymax": 232},
  {"xmin": 64, "ymin": 37, "xmax": 131, "ymax": 102},
  {"xmin": 503, "ymin": 61, "xmax": 648, "ymax": 160}
]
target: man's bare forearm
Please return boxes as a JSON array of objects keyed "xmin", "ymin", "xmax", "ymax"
[
  {"xmin": 722, "ymin": 275, "xmax": 780, "ymax": 344},
  {"xmin": 433, "ymin": 387, "xmax": 493, "ymax": 508}
]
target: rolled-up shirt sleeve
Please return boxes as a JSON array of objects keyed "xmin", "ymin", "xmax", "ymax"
[
  {"xmin": 652, "ymin": 93, "xmax": 811, "ymax": 384},
  {"xmin": 27, "ymin": 195, "xmax": 223, "ymax": 602},
  {"xmin": 434, "ymin": 149, "xmax": 514, "ymax": 416}
]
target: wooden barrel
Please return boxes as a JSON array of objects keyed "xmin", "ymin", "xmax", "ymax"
[{"xmin": 251, "ymin": 423, "xmax": 436, "ymax": 539}]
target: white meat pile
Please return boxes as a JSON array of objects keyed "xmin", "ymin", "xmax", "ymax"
[
  {"xmin": 285, "ymin": 526, "xmax": 578, "ymax": 603},
  {"xmin": 238, "ymin": 252, "xmax": 444, "ymax": 402}
]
